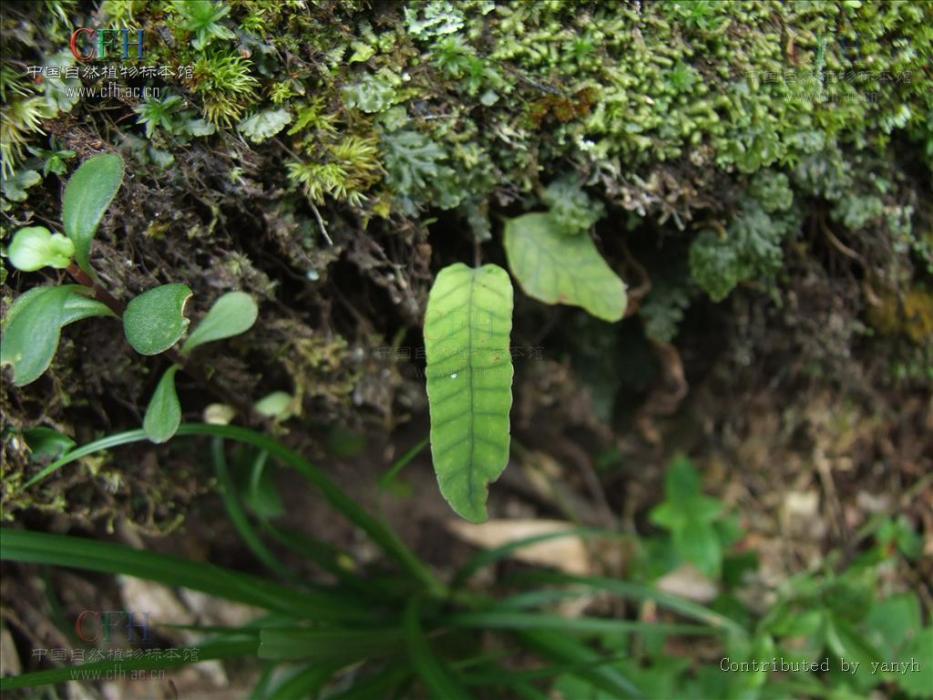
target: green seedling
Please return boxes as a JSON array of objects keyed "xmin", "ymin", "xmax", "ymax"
[{"xmin": 1, "ymin": 153, "xmax": 258, "ymax": 443}]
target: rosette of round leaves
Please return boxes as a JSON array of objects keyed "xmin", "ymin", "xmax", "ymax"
[
  {"xmin": 2, "ymin": 153, "xmax": 124, "ymax": 386},
  {"xmin": 1, "ymin": 152, "xmax": 260, "ymax": 444}
]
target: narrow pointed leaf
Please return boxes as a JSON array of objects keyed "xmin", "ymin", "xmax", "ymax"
[
  {"xmin": 182, "ymin": 291, "xmax": 258, "ymax": 354},
  {"xmin": 123, "ymin": 283, "xmax": 192, "ymax": 355},
  {"xmin": 211, "ymin": 438, "xmax": 291, "ymax": 579},
  {"xmin": 60, "ymin": 289, "xmax": 115, "ymax": 325},
  {"xmin": 0, "ymin": 638, "xmax": 257, "ymax": 691},
  {"xmin": 0, "ymin": 529, "xmax": 366, "ymax": 621},
  {"xmin": 425, "ymin": 263, "xmax": 513, "ymax": 523},
  {"xmin": 20, "ymin": 423, "xmax": 443, "ymax": 595},
  {"xmin": 1, "ymin": 285, "xmax": 112, "ymax": 386},
  {"xmin": 504, "ymin": 212, "xmax": 627, "ymax": 322},
  {"xmin": 404, "ymin": 599, "xmax": 472, "ymax": 700},
  {"xmin": 61, "ymin": 153, "xmax": 124, "ymax": 273},
  {"xmin": 518, "ymin": 630, "xmax": 642, "ymax": 698},
  {"xmin": 259, "ymin": 627, "xmax": 405, "ymax": 662},
  {"xmin": 144, "ymin": 365, "xmax": 181, "ymax": 443}
]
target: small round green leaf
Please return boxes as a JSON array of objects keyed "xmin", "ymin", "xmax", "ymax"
[
  {"xmin": 504, "ymin": 212, "xmax": 627, "ymax": 322},
  {"xmin": 61, "ymin": 153, "xmax": 125, "ymax": 274},
  {"xmin": 8, "ymin": 227, "xmax": 75, "ymax": 271},
  {"xmin": 254, "ymin": 391, "xmax": 294, "ymax": 420},
  {"xmin": 123, "ymin": 284, "xmax": 192, "ymax": 355},
  {"xmin": 181, "ymin": 291, "xmax": 258, "ymax": 355},
  {"xmin": 143, "ymin": 365, "xmax": 182, "ymax": 443}
]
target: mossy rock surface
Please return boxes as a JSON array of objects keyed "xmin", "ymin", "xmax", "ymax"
[{"xmin": 0, "ymin": 0, "xmax": 930, "ymax": 525}]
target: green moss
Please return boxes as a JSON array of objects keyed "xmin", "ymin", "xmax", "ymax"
[{"xmin": 1, "ymin": 0, "xmax": 929, "ymax": 492}]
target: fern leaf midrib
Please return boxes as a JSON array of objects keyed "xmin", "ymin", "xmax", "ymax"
[{"xmin": 466, "ymin": 272, "xmax": 476, "ymax": 503}]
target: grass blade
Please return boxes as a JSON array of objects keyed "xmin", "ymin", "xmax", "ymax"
[
  {"xmin": 22, "ymin": 424, "xmax": 444, "ymax": 596},
  {"xmin": 259, "ymin": 627, "xmax": 406, "ymax": 662},
  {"xmin": 211, "ymin": 437, "xmax": 292, "ymax": 580},
  {"xmin": 461, "ymin": 653, "xmax": 630, "ymax": 685},
  {"xmin": 519, "ymin": 630, "xmax": 644, "ymax": 699},
  {"xmin": 517, "ymin": 572, "xmax": 745, "ymax": 636},
  {"xmin": 0, "ymin": 638, "xmax": 255, "ymax": 691},
  {"xmin": 404, "ymin": 599, "xmax": 472, "ymax": 700},
  {"xmin": 457, "ymin": 663, "xmax": 551, "ymax": 700},
  {"xmin": 325, "ymin": 665, "xmax": 412, "ymax": 700},
  {"xmin": 23, "ymin": 428, "xmax": 149, "ymax": 487},
  {"xmin": 267, "ymin": 663, "xmax": 341, "ymax": 700},
  {"xmin": 261, "ymin": 523, "xmax": 361, "ymax": 589},
  {"xmin": 510, "ymin": 680, "xmax": 551, "ymax": 700},
  {"xmin": 379, "ymin": 437, "xmax": 428, "ymax": 491},
  {"xmin": 0, "ymin": 529, "xmax": 368, "ymax": 622},
  {"xmin": 447, "ymin": 611, "xmax": 712, "ymax": 636}
]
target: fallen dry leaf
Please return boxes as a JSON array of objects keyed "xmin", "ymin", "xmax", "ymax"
[
  {"xmin": 656, "ymin": 564, "xmax": 719, "ymax": 603},
  {"xmin": 447, "ymin": 518, "xmax": 591, "ymax": 576}
]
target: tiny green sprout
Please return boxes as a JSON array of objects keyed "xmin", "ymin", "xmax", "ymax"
[
  {"xmin": 254, "ymin": 391, "xmax": 294, "ymax": 420},
  {"xmin": 8, "ymin": 227, "xmax": 75, "ymax": 271}
]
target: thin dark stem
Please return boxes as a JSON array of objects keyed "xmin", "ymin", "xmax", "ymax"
[{"xmin": 66, "ymin": 263, "xmax": 124, "ymax": 316}]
